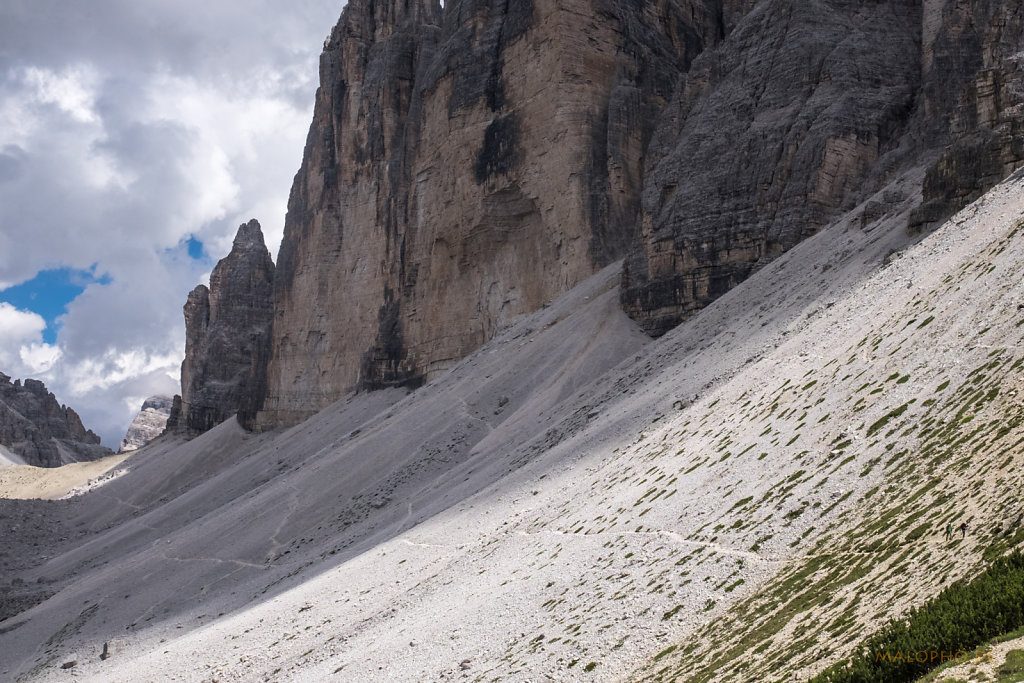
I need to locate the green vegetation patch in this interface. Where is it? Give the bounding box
[811,550,1024,683]
[867,402,914,438]
[998,649,1024,681]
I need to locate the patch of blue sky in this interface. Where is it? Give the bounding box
[185,235,205,260]
[0,266,111,344]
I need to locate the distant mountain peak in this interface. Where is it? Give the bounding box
[118,395,174,453]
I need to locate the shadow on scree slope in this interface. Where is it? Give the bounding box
[1,265,654,675]
[1,181,921,677]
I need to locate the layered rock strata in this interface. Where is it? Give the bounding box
[0,373,111,468]
[258,0,727,426]
[623,0,1024,334]
[176,0,1024,434]
[173,220,275,433]
[910,0,1024,231]
[621,0,924,335]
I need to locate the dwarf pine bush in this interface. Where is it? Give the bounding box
[811,550,1024,683]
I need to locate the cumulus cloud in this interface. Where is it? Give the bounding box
[0,0,342,446]
[0,302,59,375]
[0,302,45,341]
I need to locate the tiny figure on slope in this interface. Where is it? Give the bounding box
[960,521,968,539]
[945,522,953,541]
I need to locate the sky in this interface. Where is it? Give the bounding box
[0,0,344,447]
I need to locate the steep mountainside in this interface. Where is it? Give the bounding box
[258,0,726,426]
[621,0,923,334]
[911,0,1024,230]
[0,374,110,468]
[169,0,1023,435]
[4,170,1024,681]
[622,0,1024,334]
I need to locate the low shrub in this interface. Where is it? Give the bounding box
[811,551,1024,683]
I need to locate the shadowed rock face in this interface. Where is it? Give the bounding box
[257,0,727,426]
[622,0,924,335]
[909,0,1024,231]
[0,373,110,468]
[623,0,1024,335]
[174,220,275,434]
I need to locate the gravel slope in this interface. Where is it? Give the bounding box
[3,168,1024,682]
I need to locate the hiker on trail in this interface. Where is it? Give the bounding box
[960,522,968,539]
[945,523,953,541]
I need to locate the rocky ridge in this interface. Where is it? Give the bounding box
[0,373,111,468]
[118,396,173,453]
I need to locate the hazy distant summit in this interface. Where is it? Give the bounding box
[118,396,173,453]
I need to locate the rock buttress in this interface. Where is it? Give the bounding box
[909,0,1024,231]
[623,0,1024,335]
[622,0,924,336]
[176,220,275,434]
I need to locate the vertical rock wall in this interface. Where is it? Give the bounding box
[910,0,1024,230]
[174,0,1024,435]
[623,0,1024,335]
[621,0,923,335]
[258,0,726,426]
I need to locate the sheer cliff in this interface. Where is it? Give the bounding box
[257,0,725,426]
[0,373,111,468]
[623,0,1024,334]
[175,0,1024,433]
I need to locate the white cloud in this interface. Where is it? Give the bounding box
[19,342,61,374]
[0,303,60,376]
[63,347,182,396]
[22,64,101,124]
[0,302,45,341]
[0,1,341,446]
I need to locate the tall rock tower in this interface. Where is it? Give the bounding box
[171,220,275,433]
[257,0,726,426]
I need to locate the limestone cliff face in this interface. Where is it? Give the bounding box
[622,0,1024,335]
[175,220,275,433]
[622,0,924,335]
[118,396,173,453]
[173,0,1024,433]
[258,0,726,426]
[0,373,111,468]
[910,0,1024,230]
